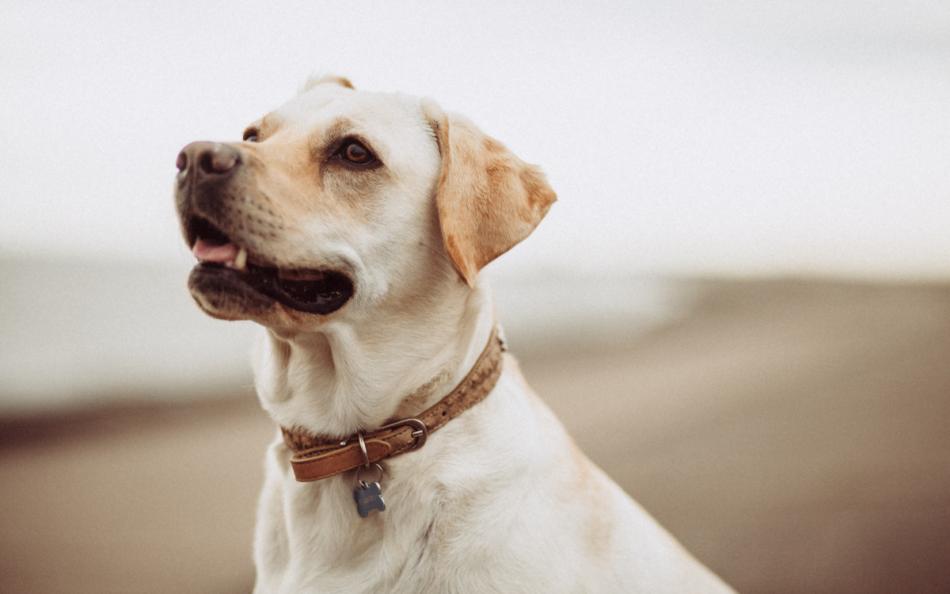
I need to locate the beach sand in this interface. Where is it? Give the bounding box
[2,279,949,593]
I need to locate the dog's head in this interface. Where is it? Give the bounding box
[175,76,555,330]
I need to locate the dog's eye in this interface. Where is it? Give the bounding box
[344,142,369,163]
[243,129,259,142]
[333,139,378,168]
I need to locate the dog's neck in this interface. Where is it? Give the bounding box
[253,280,495,438]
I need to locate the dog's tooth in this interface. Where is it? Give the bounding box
[234,247,248,271]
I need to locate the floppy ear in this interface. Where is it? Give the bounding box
[423,101,556,286]
[301,74,355,92]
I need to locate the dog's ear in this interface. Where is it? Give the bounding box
[423,101,556,286]
[302,74,355,92]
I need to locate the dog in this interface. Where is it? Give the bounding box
[174,75,734,593]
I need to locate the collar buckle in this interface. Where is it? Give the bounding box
[377,417,428,451]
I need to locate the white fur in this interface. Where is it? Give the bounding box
[203,82,734,593]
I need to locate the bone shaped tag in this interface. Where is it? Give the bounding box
[354,481,386,517]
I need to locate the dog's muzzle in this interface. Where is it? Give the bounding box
[174,141,355,316]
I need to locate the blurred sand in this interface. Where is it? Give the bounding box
[2,279,949,593]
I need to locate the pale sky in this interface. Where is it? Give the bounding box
[3,1,949,278]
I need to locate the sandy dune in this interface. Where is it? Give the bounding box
[2,279,949,593]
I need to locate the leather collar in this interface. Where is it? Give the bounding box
[281,326,505,482]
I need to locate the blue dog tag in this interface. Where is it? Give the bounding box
[354,481,386,517]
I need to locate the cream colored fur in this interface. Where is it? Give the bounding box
[187,77,734,593]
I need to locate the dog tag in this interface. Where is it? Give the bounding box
[354,480,386,517]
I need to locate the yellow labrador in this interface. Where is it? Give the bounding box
[174,76,734,593]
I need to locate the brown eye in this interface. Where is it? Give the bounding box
[243,129,259,142]
[334,138,378,168]
[344,142,369,162]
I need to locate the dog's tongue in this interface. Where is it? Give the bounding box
[193,239,238,264]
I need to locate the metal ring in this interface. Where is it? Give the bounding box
[354,463,384,486]
[356,431,370,467]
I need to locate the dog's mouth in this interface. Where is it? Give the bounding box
[186,216,354,315]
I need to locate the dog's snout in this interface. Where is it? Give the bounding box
[177,141,241,178]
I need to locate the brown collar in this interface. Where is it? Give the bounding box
[281,326,505,482]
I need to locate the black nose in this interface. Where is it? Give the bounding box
[176,141,241,178]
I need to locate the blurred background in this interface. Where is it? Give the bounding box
[2,1,949,592]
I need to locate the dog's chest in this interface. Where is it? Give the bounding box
[255,472,457,593]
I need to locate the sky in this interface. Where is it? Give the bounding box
[2,1,949,278]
